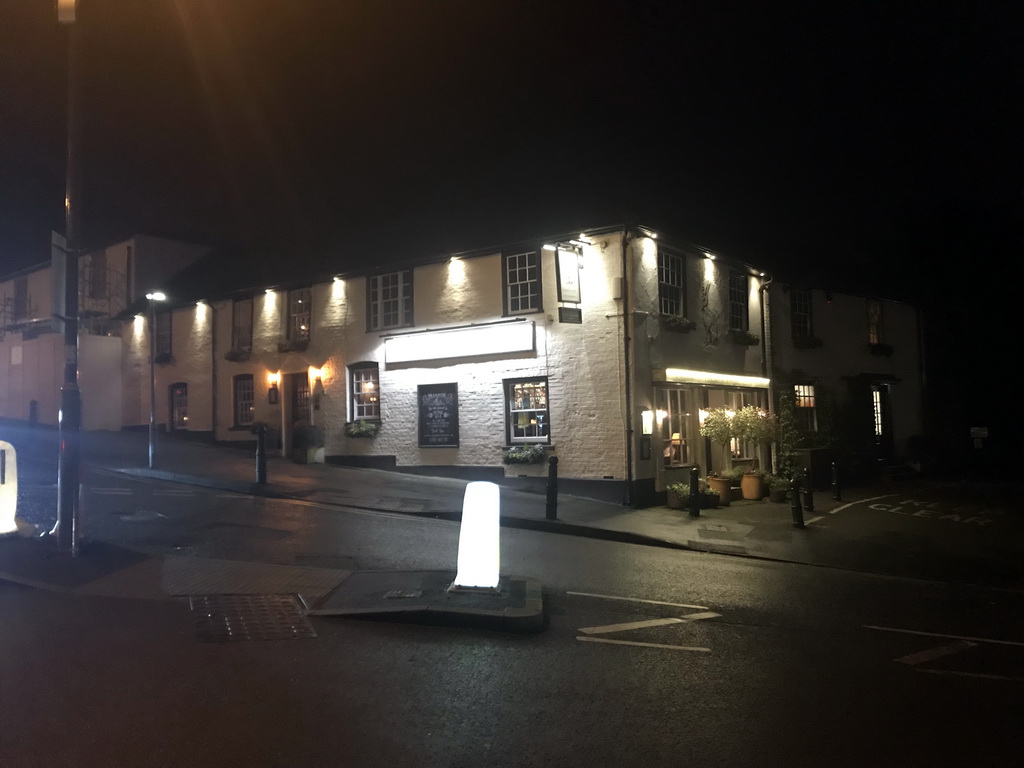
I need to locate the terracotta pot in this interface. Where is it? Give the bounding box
[741,473,765,500]
[707,476,732,506]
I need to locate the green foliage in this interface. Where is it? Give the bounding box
[343,420,378,438]
[727,329,760,346]
[699,408,735,445]
[502,444,547,465]
[662,315,697,333]
[764,473,789,490]
[666,479,712,496]
[772,390,802,479]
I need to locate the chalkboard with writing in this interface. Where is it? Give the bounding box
[418,383,459,447]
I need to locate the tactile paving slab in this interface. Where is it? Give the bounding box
[190,593,317,642]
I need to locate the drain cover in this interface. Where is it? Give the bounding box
[189,594,317,642]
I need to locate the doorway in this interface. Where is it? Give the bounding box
[169,383,188,431]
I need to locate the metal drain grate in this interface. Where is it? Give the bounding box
[189,593,317,642]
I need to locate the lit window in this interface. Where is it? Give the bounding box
[872,386,884,438]
[656,387,693,466]
[367,271,413,331]
[505,378,549,443]
[791,288,812,338]
[231,298,253,351]
[726,391,760,458]
[728,271,748,331]
[658,251,686,317]
[288,287,311,341]
[351,363,380,419]
[794,384,817,432]
[503,252,542,315]
[233,374,254,427]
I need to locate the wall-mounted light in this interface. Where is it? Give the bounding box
[542,244,556,251]
[267,371,280,405]
[265,288,274,295]
[640,409,654,435]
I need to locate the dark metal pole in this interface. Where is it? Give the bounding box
[688,466,701,518]
[255,424,267,484]
[803,468,815,513]
[545,456,559,520]
[148,297,156,469]
[831,460,842,501]
[54,7,81,553]
[790,475,805,528]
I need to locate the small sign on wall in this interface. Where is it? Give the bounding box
[556,248,581,304]
[558,307,582,324]
[418,383,459,447]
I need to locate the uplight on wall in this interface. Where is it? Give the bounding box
[640,409,654,435]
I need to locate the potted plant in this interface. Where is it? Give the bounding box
[344,420,379,438]
[292,421,324,464]
[667,480,719,510]
[764,474,789,503]
[727,329,760,347]
[700,407,736,506]
[733,405,776,499]
[661,315,697,333]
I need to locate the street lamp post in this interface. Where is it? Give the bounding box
[146,292,166,468]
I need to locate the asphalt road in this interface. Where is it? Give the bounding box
[4,467,1023,767]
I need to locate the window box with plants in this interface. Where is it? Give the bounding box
[661,315,697,334]
[666,480,719,510]
[792,336,824,350]
[727,329,760,347]
[224,348,252,362]
[344,420,379,439]
[502,444,547,465]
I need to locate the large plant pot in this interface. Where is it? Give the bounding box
[741,473,765,500]
[707,476,732,506]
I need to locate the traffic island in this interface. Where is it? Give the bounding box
[302,569,545,633]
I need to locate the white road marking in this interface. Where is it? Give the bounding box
[914,669,1024,683]
[576,637,711,652]
[579,618,685,635]
[865,625,1024,647]
[896,640,977,666]
[567,591,709,610]
[89,488,132,495]
[805,515,824,526]
[829,494,896,515]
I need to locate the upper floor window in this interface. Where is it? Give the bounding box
[350,362,380,420]
[367,271,413,331]
[658,251,686,317]
[288,287,311,341]
[728,271,748,331]
[794,384,817,432]
[503,252,542,315]
[233,374,254,427]
[505,377,549,443]
[867,299,882,344]
[155,311,172,357]
[13,277,28,320]
[791,288,812,338]
[231,298,253,352]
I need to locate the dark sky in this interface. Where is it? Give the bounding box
[1,0,1022,303]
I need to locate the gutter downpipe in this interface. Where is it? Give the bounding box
[759,275,776,470]
[210,302,217,441]
[622,228,636,507]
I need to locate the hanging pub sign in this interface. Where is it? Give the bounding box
[556,247,581,304]
[418,383,459,447]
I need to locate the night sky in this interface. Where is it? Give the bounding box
[1,1,1021,451]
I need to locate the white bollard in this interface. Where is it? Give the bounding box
[1,441,19,536]
[450,481,501,591]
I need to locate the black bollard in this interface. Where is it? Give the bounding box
[803,468,815,513]
[545,456,559,520]
[255,424,267,485]
[790,475,805,528]
[688,466,701,518]
[831,460,842,501]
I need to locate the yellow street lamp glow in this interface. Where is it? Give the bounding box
[451,481,501,591]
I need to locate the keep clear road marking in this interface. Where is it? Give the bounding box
[866,625,1024,683]
[576,604,721,653]
[828,494,897,515]
[896,640,977,666]
[864,625,1024,647]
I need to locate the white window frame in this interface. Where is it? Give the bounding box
[288,287,311,341]
[505,377,549,444]
[656,387,695,467]
[368,271,413,331]
[658,251,686,317]
[791,288,812,338]
[728,270,748,331]
[503,252,542,315]
[233,374,254,427]
[350,363,380,420]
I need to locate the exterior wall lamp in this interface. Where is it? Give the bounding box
[267,371,280,405]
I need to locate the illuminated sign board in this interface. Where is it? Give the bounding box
[384,321,534,365]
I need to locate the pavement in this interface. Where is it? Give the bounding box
[2,421,1023,632]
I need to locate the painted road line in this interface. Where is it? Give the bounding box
[829,494,896,515]
[805,515,824,526]
[567,591,709,610]
[579,618,686,635]
[679,611,722,622]
[865,625,1024,647]
[576,637,711,652]
[896,640,977,666]
[914,669,1024,683]
[89,488,132,495]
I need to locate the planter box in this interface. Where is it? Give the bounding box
[503,462,548,478]
[292,447,325,464]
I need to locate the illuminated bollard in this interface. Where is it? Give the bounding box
[1,441,34,538]
[450,481,501,591]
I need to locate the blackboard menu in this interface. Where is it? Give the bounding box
[418,383,459,447]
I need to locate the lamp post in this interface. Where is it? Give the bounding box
[146,292,166,468]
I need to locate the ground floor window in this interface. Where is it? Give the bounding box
[872,386,884,438]
[170,382,188,430]
[656,387,695,467]
[350,363,380,420]
[794,384,817,432]
[233,374,254,427]
[505,377,549,443]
